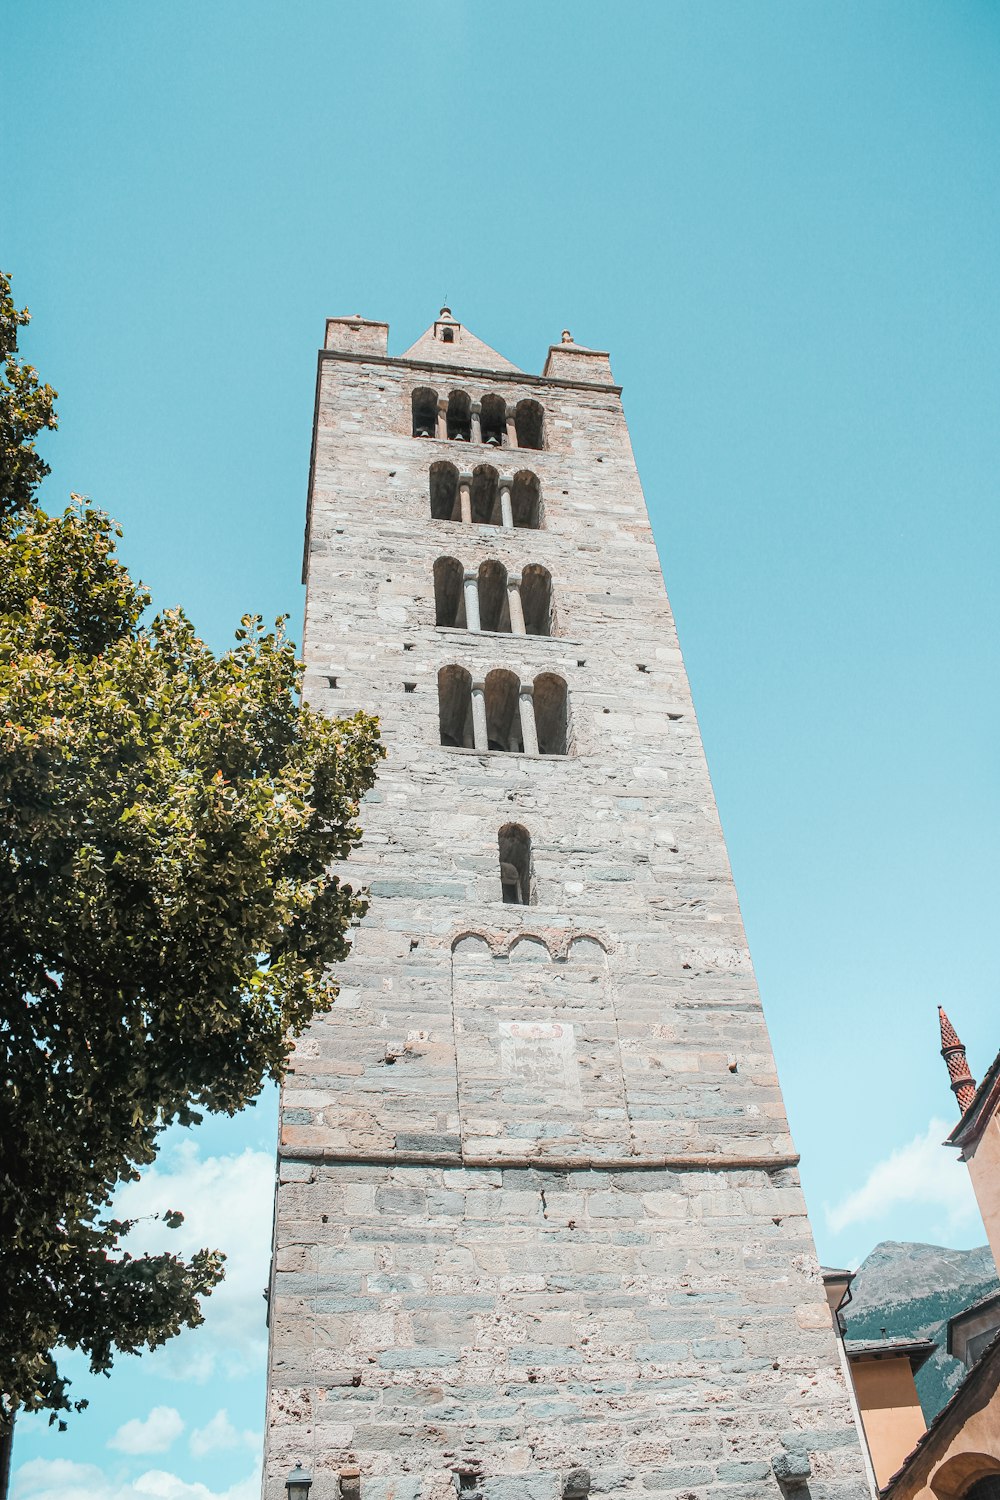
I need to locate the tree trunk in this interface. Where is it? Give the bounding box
[0,1411,15,1500]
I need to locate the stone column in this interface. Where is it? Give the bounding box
[506,410,518,447]
[458,473,473,525]
[499,478,514,530]
[471,680,487,752]
[436,398,448,441]
[507,574,526,636]
[463,570,481,632]
[518,682,539,755]
[470,402,482,445]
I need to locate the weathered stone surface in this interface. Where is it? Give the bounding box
[262,316,869,1499]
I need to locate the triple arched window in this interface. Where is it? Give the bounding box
[437,667,571,756]
[429,463,541,529]
[433,558,553,636]
[411,388,545,450]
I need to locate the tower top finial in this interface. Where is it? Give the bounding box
[561,329,573,344]
[439,304,453,319]
[939,1005,977,1116]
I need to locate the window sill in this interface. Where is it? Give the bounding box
[437,746,572,759]
[434,625,576,646]
[413,435,544,455]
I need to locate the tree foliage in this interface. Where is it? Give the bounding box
[0,271,383,1423]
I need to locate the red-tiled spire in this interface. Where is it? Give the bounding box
[939,1006,977,1115]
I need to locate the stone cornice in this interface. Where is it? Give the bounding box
[277,1144,800,1173]
[317,346,623,396]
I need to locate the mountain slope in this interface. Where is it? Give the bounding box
[842,1241,998,1419]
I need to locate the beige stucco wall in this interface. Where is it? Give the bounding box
[885,1351,1000,1500]
[966,1112,1000,1277]
[851,1360,926,1489]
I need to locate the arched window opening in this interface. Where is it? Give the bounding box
[412,387,438,438]
[512,470,541,529]
[441,327,454,343]
[438,665,474,748]
[965,1481,1000,1500]
[434,557,466,628]
[480,394,507,448]
[533,673,570,755]
[514,399,544,451]
[520,565,553,636]
[471,464,500,525]
[447,390,472,442]
[478,560,510,633]
[485,669,522,753]
[499,824,534,906]
[429,461,460,521]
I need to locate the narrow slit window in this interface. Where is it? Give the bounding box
[499,823,534,905]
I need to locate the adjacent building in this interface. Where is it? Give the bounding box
[825,1014,1000,1500]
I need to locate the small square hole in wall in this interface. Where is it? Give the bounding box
[403,642,415,651]
[327,676,339,689]
[577,659,586,667]
[667,712,684,721]
[636,663,649,673]
[404,682,417,693]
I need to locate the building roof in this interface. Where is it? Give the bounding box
[947,1045,1000,1152]
[947,1290,1000,1356]
[401,307,521,374]
[844,1337,936,1374]
[881,1328,1000,1497]
[939,1006,978,1116]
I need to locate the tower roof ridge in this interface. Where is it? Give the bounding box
[939,1005,978,1116]
[401,308,521,373]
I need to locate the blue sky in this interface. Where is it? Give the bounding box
[4,2,999,1497]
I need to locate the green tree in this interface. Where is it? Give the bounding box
[0,272,383,1432]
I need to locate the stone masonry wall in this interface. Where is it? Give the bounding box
[262,322,869,1500]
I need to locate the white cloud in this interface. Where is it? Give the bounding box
[112,1142,274,1383]
[825,1117,980,1237]
[13,1458,260,1500]
[189,1410,261,1458]
[108,1407,184,1455]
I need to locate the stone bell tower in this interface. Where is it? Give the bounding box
[262,308,868,1500]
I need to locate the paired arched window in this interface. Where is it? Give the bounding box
[514,399,544,450]
[429,461,461,521]
[499,824,534,905]
[485,669,522,751]
[428,466,543,530]
[447,390,472,442]
[520,563,553,635]
[433,557,553,636]
[511,470,541,529]
[534,672,570,755]
[437,664,475,748]
[472,464,500,525]
[480,394,506,447]
[409,387,546,449]
[964,1481,1000,1500]
[436,667,570,755]
[412,387,438,438]
[433,557,466,628]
